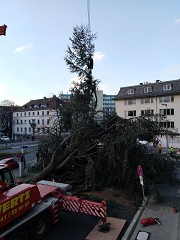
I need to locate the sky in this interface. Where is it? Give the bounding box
[1,0,180,106]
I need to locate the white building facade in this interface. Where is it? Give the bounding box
[115,79,180,148]
[12,95,63,140]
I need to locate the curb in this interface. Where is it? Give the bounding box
[121,197,149,240]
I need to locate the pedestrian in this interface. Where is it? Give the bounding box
[158,144,163,154]
[155,139,159,147]
[169,146,174,157]
[36,150,39,163]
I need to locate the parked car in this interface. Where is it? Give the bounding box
[0,158,19,169]
[0,136,10,141]
[138,140,149,145]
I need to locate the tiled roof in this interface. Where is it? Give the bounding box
[115,79,180,100]
[14,96,63,112]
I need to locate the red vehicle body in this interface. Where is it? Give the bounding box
[0,165,107,240]
[0,158,18,170]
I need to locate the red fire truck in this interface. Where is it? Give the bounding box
[0,164,107,240]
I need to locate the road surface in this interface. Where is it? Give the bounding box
[45,212,100,240]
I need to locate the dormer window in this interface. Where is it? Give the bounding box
[144,86,152,93]
[163,84,172,91]
[127,89,134,95]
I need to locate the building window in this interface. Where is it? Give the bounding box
[42,119,44,125]
[29,128,31,133]
[141,109,154,116]
[160,108,174,116]
[17,120,19,124]
[25,120,27,124]
[143,86,152,93]
[29,120,31,124]
[125,110,136,117]
[33,112,35,116]
[163,84,172,91]
[25,127,27,133]
[24,112,26,116]
[127,89,134,95]
[42,111,44,115]
[37,128,40,132]
[47,119,50,125]
[29,112,31,116]
[21,127,23,132]
[37,111,39,116]
[141,98,154,104]
[47,111,49,115]
[159,96,174,103]
[21,120,23,124]
[37,120,40,124]
[124,99,136,105]
[167,108,174,115]
[17,127,19,132]
[160,121,174,129]
[17,113,18,116]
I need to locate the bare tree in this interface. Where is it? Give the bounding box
[0,100,15,106]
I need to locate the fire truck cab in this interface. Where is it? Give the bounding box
[0,165,16,192]
[0,165,107,240]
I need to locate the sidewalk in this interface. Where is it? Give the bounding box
[123,166,180,240]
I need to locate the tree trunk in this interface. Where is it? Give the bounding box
[30,149,78,183]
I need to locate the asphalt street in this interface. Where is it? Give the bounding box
[45,212,100,240]
[0,141,38,178]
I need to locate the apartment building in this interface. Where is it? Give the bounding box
[12,95,63,140]
[103,93,116,118]
[60,90,116,119]
[12,91,116,140]
[115,79,180,147]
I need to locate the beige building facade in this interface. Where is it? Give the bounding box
[115,79,180,148]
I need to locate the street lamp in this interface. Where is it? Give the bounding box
[11,105,14,140]
[161,103,168,148]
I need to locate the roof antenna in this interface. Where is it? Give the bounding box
[87,0,91,28]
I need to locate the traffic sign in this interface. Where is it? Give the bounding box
[137,165,143,177]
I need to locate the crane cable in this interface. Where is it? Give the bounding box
[87,0,91,28]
